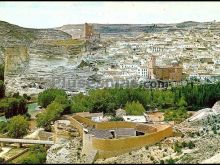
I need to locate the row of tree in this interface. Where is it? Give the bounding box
[36,81,220,129]
[0,96,27,118]
[70,81,220,113]
[36,89,70,131]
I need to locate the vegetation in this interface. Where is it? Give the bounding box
[19,145,47,164]
[0,64,4,81]
[165,158,176,164]
[48,39,84,46]
[164,107,188,122]
[0,96,27,118]
[173,141,196,153]
[23,93,31,101]
[36,89,72,131]
[36,101,64,131]
[0,157,5,164]
[0,121,7,134]
[7,115,29,138]
[109,116,124,121]
[125,101,145,115]
[0,80,5,99]
[70,81,220,114]
[38,88,68,108]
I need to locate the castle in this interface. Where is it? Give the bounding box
[83,23,100,40]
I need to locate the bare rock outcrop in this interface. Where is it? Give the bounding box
[188,101,220,122]
[46,138,86,164]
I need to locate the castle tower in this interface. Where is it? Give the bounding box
[84,23,93,40]
[148,55,156,79]
[148,55,156,68]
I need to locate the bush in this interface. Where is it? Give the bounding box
[36,102,64,130]
[38,88,67,108]
[159,160,165,164]
[20,144,47,164]
[23,113,31,120]
[174,141,182,153]
[0,64,4,82]
[165,158,175,164]
[23,94,31,101]
[54,95,71,115]
[0,97,27,119]
[7,115,29,138]
[164,107,188,122]
[125,101,145,115]
[0,121,7,134]
[0,81,5,99]
[188,141,195,149]
[150,156,155,161]
[109,116,124,121]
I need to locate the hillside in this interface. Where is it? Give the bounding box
[0,21,72,47]
[56,21,214,38]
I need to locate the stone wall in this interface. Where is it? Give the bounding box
[92,126,173,159]
[70,115,174,159]
[4,45,29,95]
[154,66,183,81]
[4,45,29,75]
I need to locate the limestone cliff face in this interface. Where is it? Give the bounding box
[29,41,84,58]
[4,46,30,95]
[0,21,85,95]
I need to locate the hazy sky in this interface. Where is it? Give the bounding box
[0,1,220,28]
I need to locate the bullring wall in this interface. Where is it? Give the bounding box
[71,115,173,159]
[72,115,157,132]
[92,125,173,158]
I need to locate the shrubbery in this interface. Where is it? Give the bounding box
[0,121,7,134]
[173,141,196,153]
[109,116,124,121]
[0,64,4,82]
[125,101,146,115]
[36,102,64,131]
[0,80,5,99]
[164,107,189,122]
[38,88,67,108]
[20,144,47,164]
[7,115,29,138]
[0,97,27,119]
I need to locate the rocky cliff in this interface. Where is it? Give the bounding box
[0,21,86,95]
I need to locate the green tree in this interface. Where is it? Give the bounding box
[0,80,5,98]
[0,97,27,119]
[38,88,67,108]
[54,95,71,114]
[0,121,7,134]
[124,101,145,115]
[36,102,64,131]
[20,144,47,164]
[177,96,187,107]
[7,115,29,138]
[0,64,4,81]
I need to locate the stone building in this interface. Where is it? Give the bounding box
[83,23,100,40]
[148,55,183,81]
[84,23,94,39]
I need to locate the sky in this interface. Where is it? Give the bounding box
[0,1,220,28]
